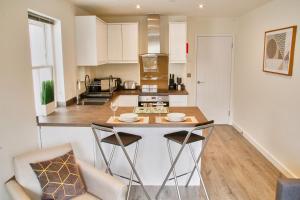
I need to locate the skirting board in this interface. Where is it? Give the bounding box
[232,121,298,178]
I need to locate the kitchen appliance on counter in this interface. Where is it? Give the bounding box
[80,75,121,105]
[168,74,176,90]
[123,80,137,90]
[138,95,169,107]
[168,74,185,91]
[140,15,169,93]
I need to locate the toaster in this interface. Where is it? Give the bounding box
[123,81,137,90]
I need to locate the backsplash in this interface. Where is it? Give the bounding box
[95,64,140,84]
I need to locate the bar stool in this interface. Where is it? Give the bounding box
[91,123,151,200]
[156,120,215,200]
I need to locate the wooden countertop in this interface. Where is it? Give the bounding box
[114,89,189,96]
[38,105,207,127]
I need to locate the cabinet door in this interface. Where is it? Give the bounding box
[169,95,188,107]
[169,22,187,63]
[122,23,138,63]
[108,24,123,62]
[96,19,108,65]
[114,95,138,107]
[75,16,97,66]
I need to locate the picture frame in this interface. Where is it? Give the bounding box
[263,26,297,76]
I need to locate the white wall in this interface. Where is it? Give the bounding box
[0,0,88,199]
[233,0,300,177]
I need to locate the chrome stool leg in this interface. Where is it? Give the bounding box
[185,126,214,188]
[92,124,151,200]
[106,145,117,174]
[156,139,188,200]
[167,139,182,200]
[188,144,210,200]
[92,128,113,175]
[157,121,215,200]
[115,133,151,200]
[126,142,139,200]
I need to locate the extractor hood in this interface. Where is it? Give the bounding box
[141,14,167,56]
[147,14,161,54]
[139,15,168,91]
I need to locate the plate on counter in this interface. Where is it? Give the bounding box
[119,113,139,123]
[166,113,186,122]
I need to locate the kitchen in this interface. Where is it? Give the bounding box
[37,14,207,199]
[2,0,300,200]
[76,15,189,108]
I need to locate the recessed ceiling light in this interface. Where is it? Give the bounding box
[136,4,141,9]
[199,4,204,9]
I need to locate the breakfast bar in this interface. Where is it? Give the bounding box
[38,105,208,186]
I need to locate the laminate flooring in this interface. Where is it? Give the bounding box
[129,125,284,200]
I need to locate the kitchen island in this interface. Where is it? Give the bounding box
[38,105,208,186]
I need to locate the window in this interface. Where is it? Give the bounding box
[28,13,56,116]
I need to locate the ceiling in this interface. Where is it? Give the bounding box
[70,0,271,17]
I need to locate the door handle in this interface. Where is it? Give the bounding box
[197,81,205,84]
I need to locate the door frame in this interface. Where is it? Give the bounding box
[195,34,235,124]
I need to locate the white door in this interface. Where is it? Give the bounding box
[196,36,232,124]
[122,23,138,62]
[107,24,122,62]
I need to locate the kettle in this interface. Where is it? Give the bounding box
[123,81,137,90]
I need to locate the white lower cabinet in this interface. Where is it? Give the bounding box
[40,126,96,165]
[169,95,188,107]
[114,95,138,107]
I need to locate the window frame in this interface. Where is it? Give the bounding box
[28,19,58,115]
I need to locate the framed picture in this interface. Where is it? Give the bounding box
[263,26,297,76]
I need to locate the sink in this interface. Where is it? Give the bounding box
[81,98,109,105]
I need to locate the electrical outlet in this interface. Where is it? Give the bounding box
[187,73,191,78]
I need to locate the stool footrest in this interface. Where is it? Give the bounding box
[168,171,192,181]
[112,173,140,184]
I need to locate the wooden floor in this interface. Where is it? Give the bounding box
[129,125,284,200]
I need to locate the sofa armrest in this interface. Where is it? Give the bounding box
[5,179,31,200]
[276,178,300,200]
[77,159,127,200]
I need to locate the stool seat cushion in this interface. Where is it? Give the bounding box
[102,132,142,147]
[164,131,205,144]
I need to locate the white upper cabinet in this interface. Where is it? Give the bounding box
[75,16,108,66]
[96,19,108,65]
[169,22,187,63]
[122,23,139,62]
[108,23,139,63]
[107,24,123,62]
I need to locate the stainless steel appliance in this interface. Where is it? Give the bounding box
[80,75,120,105]
[138,95,169,107]
[140,15,169,91]
[123,81,137,90]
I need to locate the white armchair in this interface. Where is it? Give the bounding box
[5,144,127,200]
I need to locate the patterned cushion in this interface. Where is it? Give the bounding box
[30,151,86,200]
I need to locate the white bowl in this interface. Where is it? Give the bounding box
[119,113,138,122]
[166,113,186,122]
